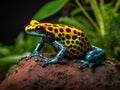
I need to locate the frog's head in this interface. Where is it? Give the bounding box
[25,20,46,37]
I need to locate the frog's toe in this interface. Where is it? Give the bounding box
[78,61,89,69]
[42,58,59,67]
[79,61,96,69]
[42,58,52,62]
[41,60,52,67]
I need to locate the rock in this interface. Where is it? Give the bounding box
[0,53,120,90]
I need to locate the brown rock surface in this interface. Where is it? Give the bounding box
[0,53,120,90]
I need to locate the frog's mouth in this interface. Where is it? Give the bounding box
[26,31,46,37]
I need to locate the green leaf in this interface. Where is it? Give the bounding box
[0,52,30,63]
[70,7,92,17]
[70,8,81,17]
[89,0,105,37]
[32,0,69,20]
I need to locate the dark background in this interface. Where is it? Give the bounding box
[1,0,48,45]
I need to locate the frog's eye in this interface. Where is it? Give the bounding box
[35,26,46,33]
[35,26,41,30]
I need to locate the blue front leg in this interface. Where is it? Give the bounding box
[75,45,106,69]
[43,40,67,65]
[20,38,44,60]
[30,38,44,57]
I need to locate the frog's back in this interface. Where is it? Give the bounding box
[41,23,91,59]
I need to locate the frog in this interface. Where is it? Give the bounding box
[21,20,106,69]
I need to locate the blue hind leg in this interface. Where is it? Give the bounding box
[75,45,106,69]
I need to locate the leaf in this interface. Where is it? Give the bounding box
[70,7,92,17]
[32,0,69,20]
[0,52,30,63]
[70,8,81,17]
[89,0,105,37]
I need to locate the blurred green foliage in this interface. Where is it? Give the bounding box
[0,0,120,81]
[33,0,69,20]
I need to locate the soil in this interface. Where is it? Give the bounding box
[0,53,120,90]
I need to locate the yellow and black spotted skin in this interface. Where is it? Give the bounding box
[25,20,91,59]
[24,20,105,68]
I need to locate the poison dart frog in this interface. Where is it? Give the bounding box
[21,20,106,68]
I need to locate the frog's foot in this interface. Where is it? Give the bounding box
[42,58,59,67]
[19,52,43,61]
[74,45,106,69]
[73,60,94,69]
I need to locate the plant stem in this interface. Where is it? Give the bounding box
[75,0,99,31]
[90,0,105,38]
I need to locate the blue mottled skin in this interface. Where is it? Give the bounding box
[21,20,106,69]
